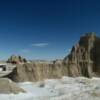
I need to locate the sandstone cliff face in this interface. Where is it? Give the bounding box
[6,32,100,82]
[64,32,100,77]
[7,61,68,82]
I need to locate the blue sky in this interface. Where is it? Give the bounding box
[0,0,100,60]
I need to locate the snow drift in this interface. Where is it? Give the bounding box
[0,77,100,100]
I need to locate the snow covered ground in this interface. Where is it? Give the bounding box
[0,77,100,100]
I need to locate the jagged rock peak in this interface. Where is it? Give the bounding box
[64,32,97,60]
[82,32,96,37]
[7,55,27,64]
[64,32,100,77]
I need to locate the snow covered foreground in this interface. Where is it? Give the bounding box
[1,77,100,100]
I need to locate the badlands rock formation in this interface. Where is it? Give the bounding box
[64,32,100,77]
[6,32,100,82]
[0,78,25,94]
[7,55,27,64]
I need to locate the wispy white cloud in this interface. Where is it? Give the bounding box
[32,43,49,47]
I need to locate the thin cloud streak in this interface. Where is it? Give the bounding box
[32,43,49,47]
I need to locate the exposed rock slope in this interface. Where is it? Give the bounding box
[6,32,100,82]
[0,78,25,94]
[7,55,27,64]
[7,61,68,82]
[64,32,100,77]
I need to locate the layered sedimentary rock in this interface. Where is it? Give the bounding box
[6,32,100,82]
[64,32,96,77]
[7,61,67,82]
[7,55,27,64]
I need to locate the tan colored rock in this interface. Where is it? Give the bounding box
[0,78,25,94]
[6,32,100,82]
[7,55,27,64]
[7,61,68,82]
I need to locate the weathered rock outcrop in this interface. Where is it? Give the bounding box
[0,78,25,94]
[64,32,100,77]
[6,32,100,82]
[7,55,27,64]
[6,61,68,82]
